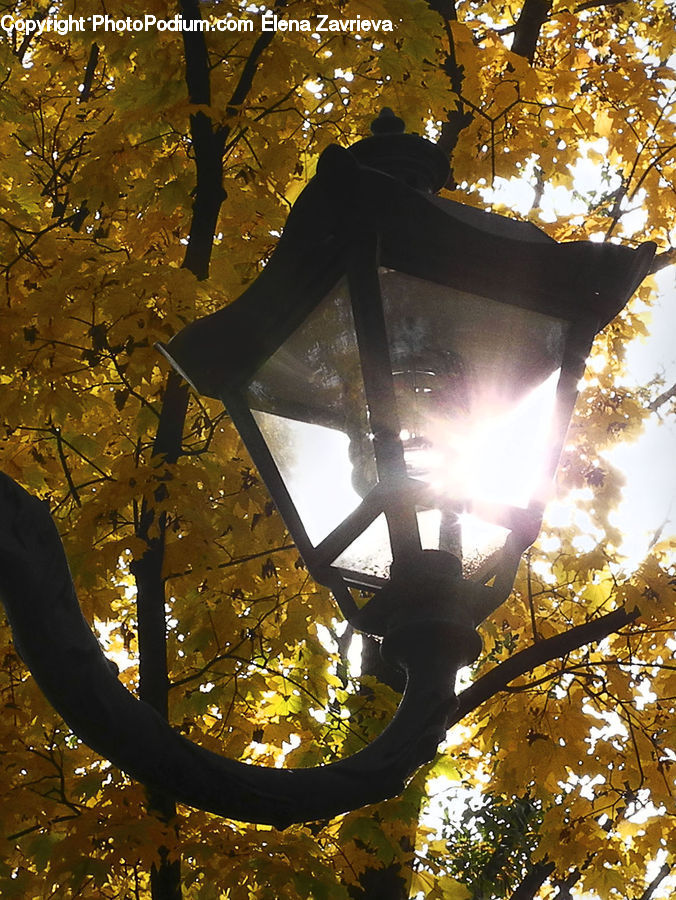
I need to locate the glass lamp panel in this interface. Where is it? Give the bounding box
[333,514,392,584]
[250,412,358,545]
[417,507,509,577]
[379,268,568,511]
[245,278,377,548]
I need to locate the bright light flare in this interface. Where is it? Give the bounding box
[255,372,559,569]
[407,371,559,509]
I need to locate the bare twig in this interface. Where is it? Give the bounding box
[648,381,676,412]
[575,0,628,11]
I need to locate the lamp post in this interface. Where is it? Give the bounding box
[1,109,656,833]
[154,110,655,821]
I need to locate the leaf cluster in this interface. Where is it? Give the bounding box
[0,0,675,898]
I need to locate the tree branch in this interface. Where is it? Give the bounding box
[426,0,473,186]
[131,370,188,899]
[179,0,224,280]
[509,861,555,900]
[574,0,627,11]
[7,813,80,842]
[511,0,552,62]
[221,24,282,126]
[452,606,639,722]
[134,372,189,720]
[648,382,676,412]
[179,0,285,279]
[637,863,671,900]
[79,42,100,103]
[648,248,676,273]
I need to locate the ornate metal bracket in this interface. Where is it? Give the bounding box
[0,473,534,828]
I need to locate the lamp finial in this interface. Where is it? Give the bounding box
[370,108,406,135]
[349,108,450,193]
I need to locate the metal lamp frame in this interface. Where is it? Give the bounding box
[149,118,657,825]
[160,136,655,627]
[0,115,658,830]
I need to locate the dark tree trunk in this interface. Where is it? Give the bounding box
[180,115,226,280]
[134,371,189,900]
[511,0,553,62]
[346,637,411,898]
[509,862,555,900]
[134,2,222,895]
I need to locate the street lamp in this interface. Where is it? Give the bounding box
[0,110,658,832]
[157,109,655,822]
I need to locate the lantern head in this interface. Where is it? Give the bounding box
[159,112,655,625]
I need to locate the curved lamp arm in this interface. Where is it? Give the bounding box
[0,473,488,829]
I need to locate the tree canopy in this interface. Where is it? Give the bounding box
[0,1,674,899]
